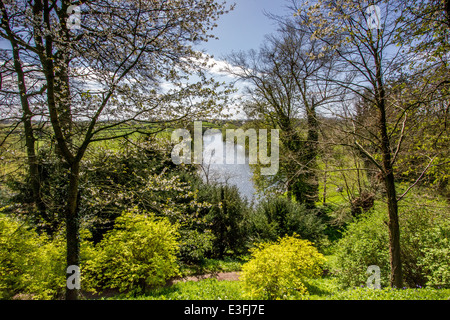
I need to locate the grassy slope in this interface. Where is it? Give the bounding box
[110,276,450,300]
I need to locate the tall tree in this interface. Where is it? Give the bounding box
[296,0,407,287]
[0,0,232,299]
[225,20,339,208]
[394,0,450,197]
[0,25,48,231]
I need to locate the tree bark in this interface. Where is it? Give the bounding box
[6,22,48,231]
[304,99,319,209]
[377,79,403,288]
[65,161,80,300]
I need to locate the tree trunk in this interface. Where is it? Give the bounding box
[378,88,403,288]
[304,100,319,209]
[23,110,48,229]
[384,168,402,288]
[65,161,81,300]
[54,61,73,147]
[9,36,48,231]
[322,160,328,206]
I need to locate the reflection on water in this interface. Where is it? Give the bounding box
[200,132,257,202]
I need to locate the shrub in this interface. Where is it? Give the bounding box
[333,200,450,288]
[411,222,450,287]
[83,209,180,294]
[21,235,66,300]
[0,214,66,299]
[0,214,38,299]
[333,208,390,288]
[240,235,325,299]
[204,184,251,258]
[251,196,327,246]
[178,229,215,263]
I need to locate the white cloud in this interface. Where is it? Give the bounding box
[186,52,251,79]
[204,55,244,78]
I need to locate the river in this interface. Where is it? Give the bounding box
[200,131,257,203]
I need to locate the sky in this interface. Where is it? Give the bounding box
[197,0,295,59]
[0,1,297,119]
[193,0,296,118]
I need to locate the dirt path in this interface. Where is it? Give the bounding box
[169,271,241,284]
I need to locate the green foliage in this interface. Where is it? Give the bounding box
[333,207,390,288]
[114,278,244,300]
[21,235,66,300]
[404,211,450,288]
[203,184,251,258]
[81,140,208,243]
[3,138,207,241]
[178,229,215,263]
[0,214,39,299]
[241,235,325,300]
[82,209,180,294]
[416,223,450,287]
[0,214,66,300]
[180,257,243,277]
[333,198,450,288]
[251,196,327,246]
[3,147,68,235]
[302,276,340,299]
[327,287,450,300]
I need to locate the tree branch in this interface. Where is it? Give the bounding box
[397,155,437,202]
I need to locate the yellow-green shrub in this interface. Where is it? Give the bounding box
[240,235,325,299]
[82,209,180,293]
[0,214,66,299]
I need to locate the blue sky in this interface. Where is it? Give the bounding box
[194,0,297,119]
[197,0,295,59]
[0,1,294,118]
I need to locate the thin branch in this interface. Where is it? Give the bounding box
[391,112,407,165]
[397,156,437,202]
[354,140,384,172]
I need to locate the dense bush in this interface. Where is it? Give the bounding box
[333,200,450,288]
[82,209,180,294]
[332,208,391,288]
[403,210,450,287]
[250,196,327,246]
[203,184,251,258]
[178,229,215,263]
[0,214,66,299]
[241,235,325,299]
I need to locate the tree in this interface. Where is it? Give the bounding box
[394,0,450,198]
[0,26,48,232]
[0,0,232,299]
[224,18,339,208]
[396,0,450,65]
[296,0,407,287]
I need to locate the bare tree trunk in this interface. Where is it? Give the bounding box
[322,160,328,206]
[65,161,80,300]
[7,26,47,230]
[304,100,319,208]
[377,80,403,288]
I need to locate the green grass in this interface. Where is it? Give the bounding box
[108,275,450,300]
[323,286,450,300]
[111,279,244,300]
